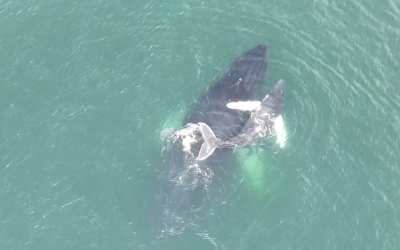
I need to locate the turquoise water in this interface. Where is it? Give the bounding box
[1,1,400,249]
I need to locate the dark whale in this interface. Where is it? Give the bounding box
[159,44,269,232]
[196,79,286,161]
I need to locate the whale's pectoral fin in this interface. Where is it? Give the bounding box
[273,115,287,148]
[197,122,219,161]
[226,101,261,111]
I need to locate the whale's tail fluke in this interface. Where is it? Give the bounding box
[197,123,220,161]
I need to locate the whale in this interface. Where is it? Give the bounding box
[159,44,269,232]
[196,79,286,161]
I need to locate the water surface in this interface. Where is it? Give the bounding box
[1,0,400,249]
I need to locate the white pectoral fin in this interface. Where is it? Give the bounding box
[274,115,287,148]
[226,101,261,111]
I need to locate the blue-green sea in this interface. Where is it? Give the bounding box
[2,1,400,249]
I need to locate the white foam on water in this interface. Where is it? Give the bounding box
[174,123,202,153]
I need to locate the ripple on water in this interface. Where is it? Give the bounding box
[234,0,400,247]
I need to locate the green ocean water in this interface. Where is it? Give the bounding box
[1,0,400,249]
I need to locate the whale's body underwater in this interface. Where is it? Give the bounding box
[159,44,269,231]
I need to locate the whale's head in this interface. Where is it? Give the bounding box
[236,43,269,94]
[218,44,269,100]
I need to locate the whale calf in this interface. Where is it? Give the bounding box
[159,44,269,231]
[196,79,286,161]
